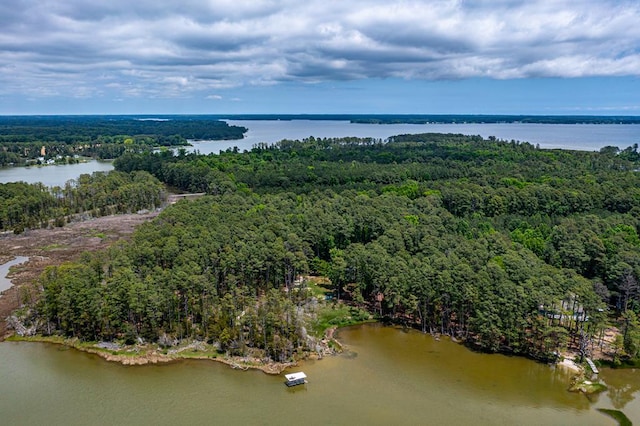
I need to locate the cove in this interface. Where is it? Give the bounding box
[0,160,115,187]
[1,323,635,425]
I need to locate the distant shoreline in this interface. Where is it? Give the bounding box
[217,114,640,125]
[2,114,640,125]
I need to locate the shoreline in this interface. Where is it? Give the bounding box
[556,357,584,374]
[6,335,298,374]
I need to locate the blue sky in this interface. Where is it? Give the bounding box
[1,1,639,115]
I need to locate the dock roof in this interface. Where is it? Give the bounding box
[284,372,307,381]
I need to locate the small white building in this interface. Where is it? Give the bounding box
[284,372,307,387]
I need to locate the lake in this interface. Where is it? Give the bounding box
[2,120,640,186]
[0,160,114,187]
[205,120,640,153]
[1,323,636,425]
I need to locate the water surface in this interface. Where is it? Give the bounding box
[0,256,29,293]
[0,161,114,187]
[2,121,639,186]
[1,324,633,425]
[190,120,640,154]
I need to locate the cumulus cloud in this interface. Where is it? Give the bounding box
[1,0,639,99]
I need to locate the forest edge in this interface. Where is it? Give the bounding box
[0,207,347,374]
[0,205,623,375]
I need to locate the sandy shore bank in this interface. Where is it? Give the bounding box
[8,335,297,374]
[557,357,583,373]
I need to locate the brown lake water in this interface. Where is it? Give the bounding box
[1,323,638,425]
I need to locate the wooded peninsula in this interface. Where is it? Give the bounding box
[0,115,247,166]
[5,132,640,368]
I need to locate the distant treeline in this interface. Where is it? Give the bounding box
[0,116,247,165]
[213,114,640,125]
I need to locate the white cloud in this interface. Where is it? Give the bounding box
[1,0,639,99]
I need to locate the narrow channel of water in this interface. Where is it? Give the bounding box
[1,324,633,425]
[0,256,29,293]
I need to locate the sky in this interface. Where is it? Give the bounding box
[1,0,640,115]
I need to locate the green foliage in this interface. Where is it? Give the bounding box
[312,304,372,337]
[596,409,633,426]
[0,171,166,232]
[0,182,57,231]
[0,115,246,165]
[622,310,640,358]
[24,132,640,363]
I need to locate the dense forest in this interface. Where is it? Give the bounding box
[0,171,166,232]
[15,133,640,364]
[0,116,247,165]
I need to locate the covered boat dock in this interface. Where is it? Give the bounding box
[284,372,307,387]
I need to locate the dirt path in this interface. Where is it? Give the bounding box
[0,210,161,339]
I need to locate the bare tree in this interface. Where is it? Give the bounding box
[619,270,638,312]
[577,325,591,364]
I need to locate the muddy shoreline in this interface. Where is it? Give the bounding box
[8,335,297,374]
[0,202,337,374]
